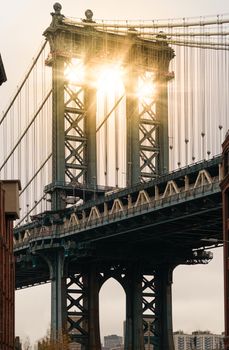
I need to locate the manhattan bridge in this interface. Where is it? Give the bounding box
[1,3,229,349]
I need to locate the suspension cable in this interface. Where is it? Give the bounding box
[0,90,52,172]
[96,94,124,132]
[19,153,52,196]
[64,16,229,29]
[0,41,47,126]
[15,195,47,228]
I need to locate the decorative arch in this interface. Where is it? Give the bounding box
[98,265,128,292]
[99,276,126,343]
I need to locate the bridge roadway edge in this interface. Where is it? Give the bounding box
[14,155,222,289]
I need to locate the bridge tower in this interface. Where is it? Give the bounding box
[44,3,174,211]
[41,3,174,349]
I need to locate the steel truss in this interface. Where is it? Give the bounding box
[58,262,174,350]
[64,78,86,182]
[139,72,160,181]
[67,274,89,347]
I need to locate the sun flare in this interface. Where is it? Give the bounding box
[64,58,84,85]
[96,64,124,93]
[65,59,156,102]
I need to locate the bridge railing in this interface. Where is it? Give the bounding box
[13,167,221,250]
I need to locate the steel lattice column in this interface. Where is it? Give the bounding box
[67,266,101,349]
[51,56,96,205]
[66,273,89,346]
[45,12,98,210]
[64,72,87,184]
[124,264,174,350]
[64,55,97,188]
[126,64,172,186]
[142,267,174,350]
[139,71,160,181]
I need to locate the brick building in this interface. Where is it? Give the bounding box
[0,181,20,350]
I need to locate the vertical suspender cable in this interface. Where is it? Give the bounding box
[170,24,175,170]
[25,77,29,221]
[184,19,189,166]
[200,23,206,160]
[104,95,108,187]
[177,42,181,167]
[115,91,119,187]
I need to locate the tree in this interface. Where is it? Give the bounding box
[37,329,69,350]
[23,337,32,350]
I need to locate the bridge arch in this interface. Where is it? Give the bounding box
[99,277,126,346]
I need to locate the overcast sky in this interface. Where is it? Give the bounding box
[1,0,228,346]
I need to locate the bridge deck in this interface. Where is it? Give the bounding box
[14,156,222,288]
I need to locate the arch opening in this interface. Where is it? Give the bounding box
[99,277,126,348]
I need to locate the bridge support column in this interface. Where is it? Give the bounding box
[124,264,174,350]
[157,75,169,174]
[124,265,174,350]
[84,63,98,189]
[51,55,66,210]
[67,266,101,350]
[86,265,101,349]
[83,265,101,350]
[154,266,174,350]
[46,251,67,341]
[125,265,144,350]
[126,65,141,187]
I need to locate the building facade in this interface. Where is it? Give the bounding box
[0,181,20,350]
[104,335,123,349]
[173,331,224,350]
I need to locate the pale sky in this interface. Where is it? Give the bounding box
[1,0,228,347]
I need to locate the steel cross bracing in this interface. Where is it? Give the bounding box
[64,81,86,182]
[139,72,160,180]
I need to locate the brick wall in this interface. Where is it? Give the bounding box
[0,183,15,350]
